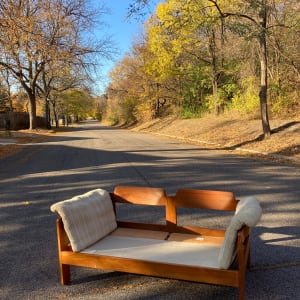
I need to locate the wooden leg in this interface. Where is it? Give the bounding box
[239,286,245,300]
[60,264,70,285]
[238,267,246,300]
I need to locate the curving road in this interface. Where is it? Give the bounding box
[1,121,299,299]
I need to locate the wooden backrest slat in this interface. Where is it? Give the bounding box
[174,189,238,211]
[111,186,167,206]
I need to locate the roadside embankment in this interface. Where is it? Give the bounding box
[131,114,300,165]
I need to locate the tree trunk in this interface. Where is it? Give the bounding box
[209,29,221,115]
[259,1,271,138]
[3,70,13,112]
[45,97,51,129]
[212,73,219,115]
[52,100,59,128]
[28,93,37,130]
[20,78,37,130]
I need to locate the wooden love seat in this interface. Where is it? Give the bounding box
[50,186,262,300]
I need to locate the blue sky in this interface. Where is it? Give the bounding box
[92,0,160,94]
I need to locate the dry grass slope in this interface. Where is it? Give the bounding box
[132,113,300,164]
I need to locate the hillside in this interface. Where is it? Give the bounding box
[132,113,300,165]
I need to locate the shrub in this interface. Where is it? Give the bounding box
[230,77,260,113]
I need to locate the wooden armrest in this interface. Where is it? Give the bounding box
[56,218,72,251]
[237,225,251,270]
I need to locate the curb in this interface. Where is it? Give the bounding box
[0,138,18,145]
[146,132,300,165]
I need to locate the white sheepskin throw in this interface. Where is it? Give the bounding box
[218,196,262,269]
[50,189,117,252]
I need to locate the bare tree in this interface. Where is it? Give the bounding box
[38,62,89,128]
[0,66,14,112]
[0,0,114,129]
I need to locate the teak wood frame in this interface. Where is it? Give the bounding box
[55,186,251,300]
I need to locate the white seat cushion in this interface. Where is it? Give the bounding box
[50,189,117,252]
[82,235,222,269]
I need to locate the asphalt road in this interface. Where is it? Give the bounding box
[1,121,299,300]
